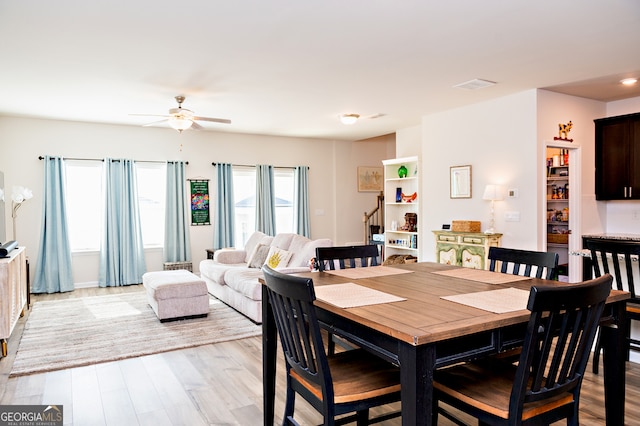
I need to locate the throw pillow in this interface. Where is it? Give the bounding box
[247,243,271,268]
[265,246,293,269]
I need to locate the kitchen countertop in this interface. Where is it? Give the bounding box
[582,233,640,242]
[573,234,640,257]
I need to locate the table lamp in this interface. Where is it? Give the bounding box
[482,184,503,234]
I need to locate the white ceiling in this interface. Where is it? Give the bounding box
[1,1,639,141]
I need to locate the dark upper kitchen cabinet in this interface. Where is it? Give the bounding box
[595,112,640,200]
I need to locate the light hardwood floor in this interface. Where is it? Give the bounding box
[1,286,638,425]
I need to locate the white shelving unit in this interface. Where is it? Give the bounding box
[546,147,570,279]
[382,156,419,260]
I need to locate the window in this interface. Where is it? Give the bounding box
[65,160,167,251]
[136,163,166,247]
[65,160,102,251]
[232,166,295,248]
[233,167,256,249]
[274,168,294,235]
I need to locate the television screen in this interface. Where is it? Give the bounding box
[0,171,6,244]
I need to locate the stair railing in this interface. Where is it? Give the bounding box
[362,191,384,244]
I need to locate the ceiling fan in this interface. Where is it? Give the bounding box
[131,95,231,133]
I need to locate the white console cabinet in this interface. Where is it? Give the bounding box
[1,246,27,357]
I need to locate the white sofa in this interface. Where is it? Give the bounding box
[199,231,332,323]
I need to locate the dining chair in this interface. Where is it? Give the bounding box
[261,265,401,426]
[488,246,559,280]
[432,274,612,426]
[315,245,380,271]
[585,238,640,374]
[315,244,380,354]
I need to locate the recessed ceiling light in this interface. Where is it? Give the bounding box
[620,78,638,86]
[340,114,360,125]
[453,79,497,90]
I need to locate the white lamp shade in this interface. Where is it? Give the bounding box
[482,184,504,201]
[168,116,193,131]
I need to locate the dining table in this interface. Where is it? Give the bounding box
[261,261,629,426]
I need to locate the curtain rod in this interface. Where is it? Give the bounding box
[211,162,306,170]
[38,156,188,164]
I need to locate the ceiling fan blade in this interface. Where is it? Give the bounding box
[142,118,169,127]
[129,113,171,118]
[194,116,231,124]
[191,121,204,130]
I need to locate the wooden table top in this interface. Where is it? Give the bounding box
[291,262,630,347]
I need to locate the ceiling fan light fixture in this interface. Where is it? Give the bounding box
[340,114,360,125]
[621,78,638,86]
[168,116,193,132]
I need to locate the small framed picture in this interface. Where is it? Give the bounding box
[357,166,383,192]
[450,165,472,198]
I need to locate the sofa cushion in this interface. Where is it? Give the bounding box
[224,268,264,300]
[214,249,248,264]
[200,259,246,285]
[243,231,274,263]
[247,243,272,268]
[289,238,333,268]
[271,233,296,250]
[287,234,312,260]
[265,246,293,268]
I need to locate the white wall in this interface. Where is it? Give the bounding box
[420,90,539,262]
[334,133,396,245]
[396,125,422,160]
[416,90,639,267]
[535,90,607,281]
[0,116,393,286]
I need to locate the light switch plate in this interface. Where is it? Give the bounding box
[504,211,521,222]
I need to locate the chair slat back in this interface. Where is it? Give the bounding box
[488,246,559,280]
[511,275,612,417]
[261,265,333,397]
[586,239,640,300]
[315,245,380,271]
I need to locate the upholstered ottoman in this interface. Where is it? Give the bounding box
[142,270,209,322]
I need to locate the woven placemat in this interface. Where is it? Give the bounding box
[432,268,532,284]
[441,287,530,314]
[314,282,406,308]
[324,265,414,280]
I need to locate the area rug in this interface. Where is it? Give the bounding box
[10,291,261,377]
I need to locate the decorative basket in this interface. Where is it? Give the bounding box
[163,261,193,272]
[451,220,481,233]
[547,234,569,244]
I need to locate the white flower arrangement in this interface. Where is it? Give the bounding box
[12,185,33,222]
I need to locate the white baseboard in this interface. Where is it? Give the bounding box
[74,281,99,289]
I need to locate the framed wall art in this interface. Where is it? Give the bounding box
[450,165,472,199]
[357,166,384,192]
[190,179,211,225]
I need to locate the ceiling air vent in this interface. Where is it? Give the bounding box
[453,79,497,90]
